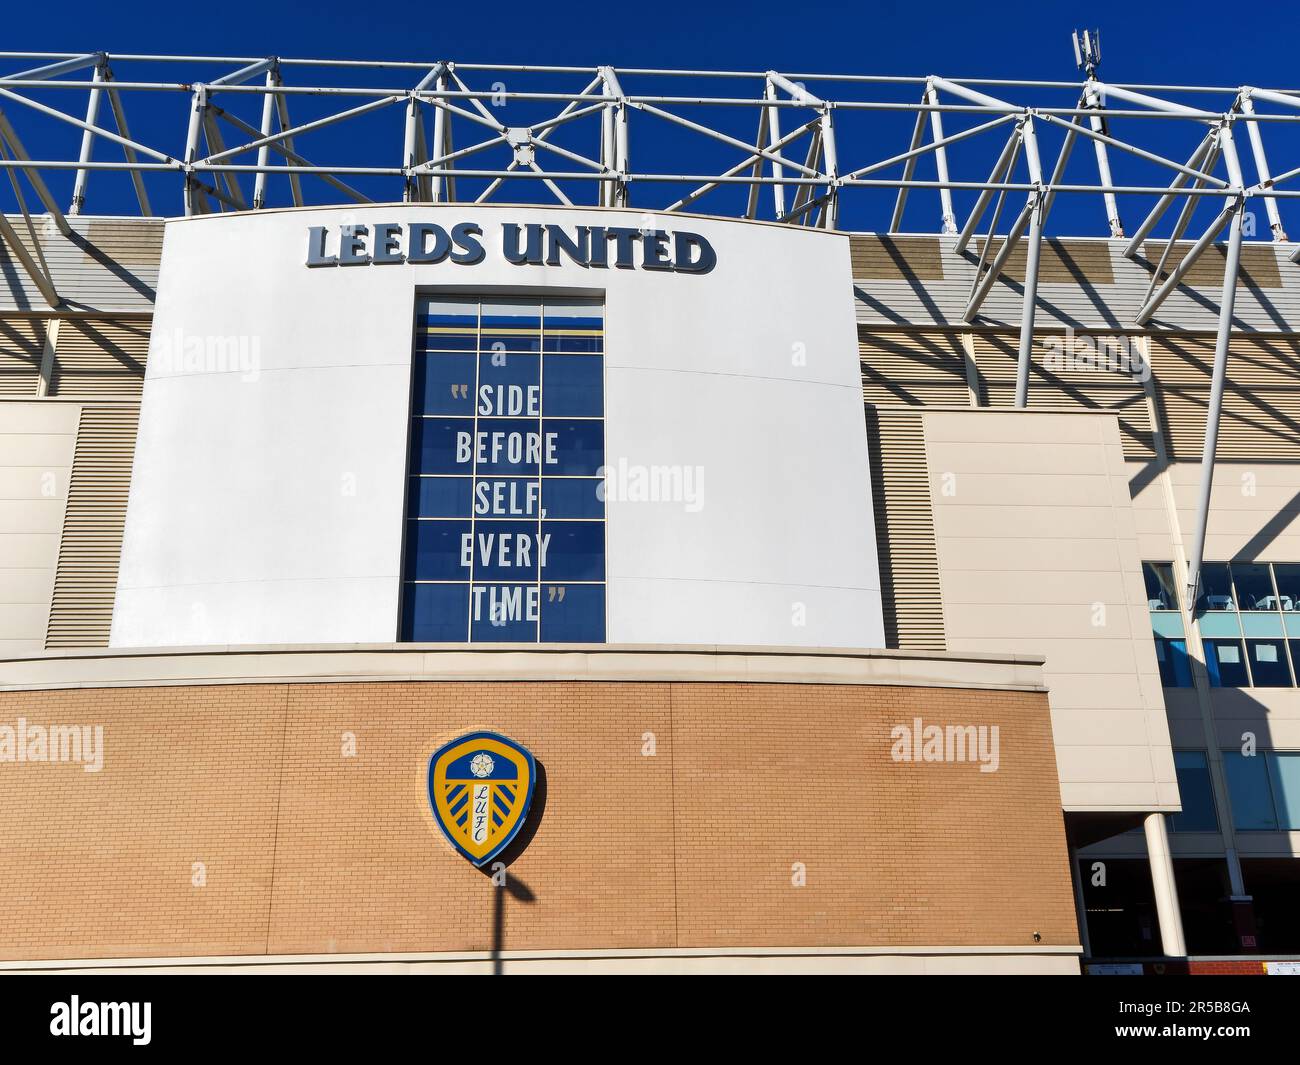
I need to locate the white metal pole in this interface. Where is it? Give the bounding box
[69,62,106,214]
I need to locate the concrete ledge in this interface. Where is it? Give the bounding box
[0,944,1082,976]
[0,643,1047,693]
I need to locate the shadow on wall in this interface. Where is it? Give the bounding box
[477,760,547,974]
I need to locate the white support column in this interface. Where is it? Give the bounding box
[1143,813,1187,957]
[252,69,277,210]
[182,84,207,216]
[820,105,839,230]
[69,62,106,215]
[1084,82,1123,237]
[926,81,957,234]
[1240,93,1287,241]
[1014,117,1045,408]
[1185,125,1246,606]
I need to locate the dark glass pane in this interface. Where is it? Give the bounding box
[1143,562,1178,610]
[401,582,469,641]
[1271,565,1300,611]
[407,477,471,518]
[542,521,605,581]
[1232,563,1276,611]
[543,355,603,416]
[469,583,538,641]
[1197,563,1235,612]
[1204,639,1249,686]
[1224,752,1278,830]
[413,353,475,415]
[477,353,540,411]
[542,478,604,519]
[1169,752,1218,832]
[1247,640,1294,687]
[404,520,472,581]
[540,583,605,642]
[542,419,604,476]
[410,417,474,475]
[1154,637,1193,687]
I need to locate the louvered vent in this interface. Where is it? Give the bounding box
[45,406,140,647]
[50,319,148,398]
[864,406,946,651]
[0,318,45,397]
[974,332,1156,460]
[1149,335,1300,461]
[859,328,971,406]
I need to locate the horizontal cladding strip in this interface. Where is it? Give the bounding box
[0,644,1047,693]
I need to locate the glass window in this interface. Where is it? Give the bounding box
[542,521,605,582]
[1272,564,1300,612]
[407,477,471,518]
[1154,637,1193,687]
[470,583,539,641]
[542,354,604,417]
[1247,639,1293,687]
[1143,562,1179,610]
[1231,562,1275,611]
[1223,751,1278,830]
[1267,753,1300,831]
[1204,639,1249,687]
[1169,751,1218,832]
[401,583,469,641]
[401,295,605,644]
[540,583,606,642]
[1197,563,1235,612]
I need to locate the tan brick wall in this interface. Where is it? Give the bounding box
[0,679,1076,961]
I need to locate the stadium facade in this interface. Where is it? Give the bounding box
[0,50,1298,974]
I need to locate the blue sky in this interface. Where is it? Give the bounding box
[4,0,1300,235]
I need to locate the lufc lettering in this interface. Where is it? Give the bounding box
[306,220,716,273]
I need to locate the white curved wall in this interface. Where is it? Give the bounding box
[111,205,883,649]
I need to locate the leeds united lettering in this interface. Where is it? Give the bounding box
[306,221,716,273]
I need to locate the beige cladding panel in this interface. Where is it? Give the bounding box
[0,402,78,655]
[923,408,1176,813]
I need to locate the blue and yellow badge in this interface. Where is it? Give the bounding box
[427,732,536,867]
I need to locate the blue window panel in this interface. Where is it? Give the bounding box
[410,417,474,475]
[1197,563,1236,612]
[1154,637,1193,688]
[473,477,541,519]
[407,477,471,518]
[472,418,543,475]
[1267,753,1300,831]
[542,478,604,519]
[540,583,605,642]
[1272,564,1300,610]
[1247,639,1293,687]
[401,582,469,642]
[404,519,472,581]
[480,331,541,353]
[417,331,478,353]
[543,355,603,416]
[1224,752,1278,830]
[542,419,604,476]
[1150,611,1185,639]
[1231,562,1275,611]
[1169,751,1218,832]
[1143,562,1179,610]
[1199,611,1242,639]
[470,583,539,641]
[542,333,603,353]
[542,521,605,581]
[1241,612,1285,638]
[413,353,475,414]
[477,352,540,400]
[1285,616,1300,638]
[480,303,541,353]
[1204,639,1249,687]
[468,521,540,582]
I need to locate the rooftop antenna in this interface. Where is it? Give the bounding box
[1072,28,1102,79]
